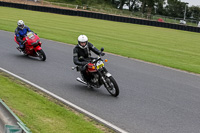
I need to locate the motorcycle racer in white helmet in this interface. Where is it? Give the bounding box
[17,20,25,29]
[78,35,88,49]
[73,35,105,81]
[15,20,32,50]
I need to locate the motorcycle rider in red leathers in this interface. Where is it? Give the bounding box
[73,35,105,82]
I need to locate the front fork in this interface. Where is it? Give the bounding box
[34,45,42,56]
[97,69,112,88]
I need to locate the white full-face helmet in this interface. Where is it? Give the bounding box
[17,20,25,29]
[78,35,88,49]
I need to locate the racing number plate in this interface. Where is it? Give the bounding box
[96,61,104,69]
[27,32,34,38]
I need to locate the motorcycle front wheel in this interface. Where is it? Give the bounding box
[37,49,46,61]
[105,76,119,97]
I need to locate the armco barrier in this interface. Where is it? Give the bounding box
[0,99,31,133]
[0,1,200,33]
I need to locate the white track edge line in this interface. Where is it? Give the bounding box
[0,67,128,133]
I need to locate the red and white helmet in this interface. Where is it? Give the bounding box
[78,35,88,49]
[17,20,25,29]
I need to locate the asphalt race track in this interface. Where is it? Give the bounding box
[1,30,200,133]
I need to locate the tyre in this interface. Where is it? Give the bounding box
[105,76,119,97]
[37,49,46,61]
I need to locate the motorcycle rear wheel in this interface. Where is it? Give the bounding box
[37,49,46,61]
[105,76,119,97]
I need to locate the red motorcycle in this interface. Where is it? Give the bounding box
[14,32,46,61]
[72,48,119,97]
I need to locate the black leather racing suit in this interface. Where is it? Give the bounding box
[73,42,101,81]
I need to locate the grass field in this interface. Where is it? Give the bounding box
[1,7,200,74]
[0,72,112,133]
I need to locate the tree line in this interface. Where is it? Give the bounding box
[72,0,200,20]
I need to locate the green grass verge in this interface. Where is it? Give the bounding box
[0,6,200,74]
[0,72,112,133]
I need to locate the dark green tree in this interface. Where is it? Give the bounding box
[127,0,139,11]
[188,6,200,20]
[156,0,166,15]
[118,0,126,10]
[140,0,159,14]
[164,0,187,18]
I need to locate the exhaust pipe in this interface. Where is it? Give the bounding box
[76,77,87,85]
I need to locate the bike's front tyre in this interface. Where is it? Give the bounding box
[105,76,119,97]
[37,49,46,61]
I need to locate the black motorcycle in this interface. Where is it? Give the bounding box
[72,48,119,97]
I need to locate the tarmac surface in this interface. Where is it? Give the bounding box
[1,30,200,133]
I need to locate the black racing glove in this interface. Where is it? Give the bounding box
[100,52,105,56]
[81,61,89,66]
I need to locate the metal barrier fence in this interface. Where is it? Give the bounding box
[0,1,200,33]
[0,99,31,133]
